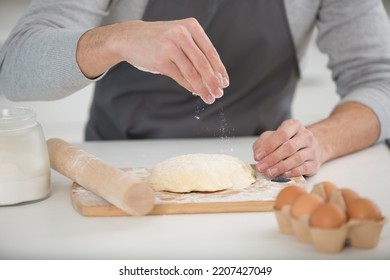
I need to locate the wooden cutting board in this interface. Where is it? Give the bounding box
[70,166,306,216]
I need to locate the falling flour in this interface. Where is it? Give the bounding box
[194,104,205,120]
[217,103,234,154]
[193,101,235,153]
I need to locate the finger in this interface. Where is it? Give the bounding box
[270,120,302,150]
[253,131,273,160]
[176,22,223,99]
[255,120,302,161]
[161,61,195,93]
[265,147,314,177]
[179,40,223,99]
[281,160,319,178]
[258,129,313,168]
[183,18,229,87]
[169,45,215,104]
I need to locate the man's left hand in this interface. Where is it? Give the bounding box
[253,119,322,178]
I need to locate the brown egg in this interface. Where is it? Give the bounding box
[348,198,382,221]
[274,186,306,210]
[310,202,347,228]
[290,193,324,219]
[340,188,359,209]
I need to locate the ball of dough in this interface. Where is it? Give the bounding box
[149,154,256,193]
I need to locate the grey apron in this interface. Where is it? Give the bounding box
[86,0,299,140]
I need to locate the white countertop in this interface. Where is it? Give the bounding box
[1,137,389,260]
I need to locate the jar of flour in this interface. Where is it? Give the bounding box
[0,107,51,205]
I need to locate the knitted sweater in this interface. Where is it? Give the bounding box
[0,0,389,141]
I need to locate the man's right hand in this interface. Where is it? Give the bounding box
[76,18,229,104]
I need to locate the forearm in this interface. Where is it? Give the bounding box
[0,29,91,101]
[0,0,112,101]
[308,102,381,164]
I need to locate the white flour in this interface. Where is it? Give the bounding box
[72,167,307,207]
[0,163,50,205]
[133,64,161,75]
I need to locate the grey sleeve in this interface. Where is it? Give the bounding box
[0,0,113,101]
[316,0,390,142]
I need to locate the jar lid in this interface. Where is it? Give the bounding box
[0,107,36,131]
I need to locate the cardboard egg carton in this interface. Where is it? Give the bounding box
[274,183,387,254]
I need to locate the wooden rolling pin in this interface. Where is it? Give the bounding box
[47,138,155,216]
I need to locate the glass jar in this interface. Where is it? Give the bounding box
[0,107,51,205]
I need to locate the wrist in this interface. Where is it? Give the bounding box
[76,24,124,78]
[107,20,147,63]
[103,22,128,63]
[307,123,335,165]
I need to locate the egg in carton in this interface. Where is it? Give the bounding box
[274,185,331,243]
[329,188,359,212]
[309,188,387,253]
[274,182,387,254]
[308,183,387,253]
[289,193,325,244]
[308,201,349,253]
[306,183,349,253]
[331,192,388,249]
[273,186,306,235]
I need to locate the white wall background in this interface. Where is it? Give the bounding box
[3,0,378,143]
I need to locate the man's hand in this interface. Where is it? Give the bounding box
[253,102,381,178]
[253,119,323,178]
[76,18,229,104]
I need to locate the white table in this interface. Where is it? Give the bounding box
[1,137,389,259]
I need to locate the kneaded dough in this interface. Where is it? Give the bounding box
[149,153,256,193]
